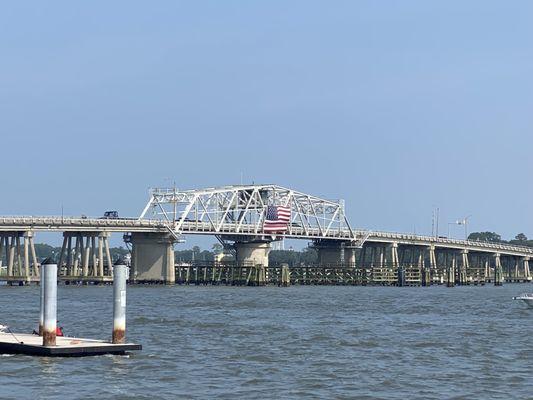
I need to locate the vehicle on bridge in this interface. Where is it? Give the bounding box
[101,211,119,219]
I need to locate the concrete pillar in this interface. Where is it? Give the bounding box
[524,257,531,282]
[234,241,271,267]
[29,235,39,277]
[344,246,357,268]
[98,233,105,277]
[57,236,67,276]
[23,232,30,281]
[73,236,81,277]
[447,252,455,287]
[66,235,73,276]
[0,236,4,269]
[318,246,338,266]
[82,236,91,277]
[494,253,503,286]
[391,243,404,286]
[460,249,469,285]
[112,259,128,344]
[420,248,430,286]
[41,258,58,346]
[129,232,176,284]
[280,264,291,286]
[7,236,15,277]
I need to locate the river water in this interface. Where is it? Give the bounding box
[0,284,532,399]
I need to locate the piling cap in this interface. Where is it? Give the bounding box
[114,257,127,266]
[41,257,56,265]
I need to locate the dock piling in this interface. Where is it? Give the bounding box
[112,258,128,344]
[42,258,57,346]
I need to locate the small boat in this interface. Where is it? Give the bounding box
[513,293,533,308]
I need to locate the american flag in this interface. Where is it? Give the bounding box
[263,205,291,233]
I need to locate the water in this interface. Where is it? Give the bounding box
[1,284,532,399]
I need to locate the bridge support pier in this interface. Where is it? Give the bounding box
[494,253,503,286]
[128,233,176,284]
[1,231,39,284]
[459,249,469,285]
[58,232,113,281]
[446,253,456,287]
[524,257,531,282]
[314,240,358,267]
[234,241,271,267]
[424,245,436,286]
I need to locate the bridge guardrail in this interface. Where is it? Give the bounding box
[1,217,532,256]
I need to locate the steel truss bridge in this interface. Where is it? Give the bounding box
[0,184,532,284]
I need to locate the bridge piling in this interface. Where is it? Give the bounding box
[127,232,176,284]
[234,241,271,269]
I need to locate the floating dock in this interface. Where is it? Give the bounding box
[0,332,141,357]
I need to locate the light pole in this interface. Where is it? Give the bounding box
[456,215,472,241]
[447,222,455,238]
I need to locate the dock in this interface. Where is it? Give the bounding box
[0,332,141,357]
[0,258,141,357]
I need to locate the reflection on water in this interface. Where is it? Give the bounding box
[1,284,532,399]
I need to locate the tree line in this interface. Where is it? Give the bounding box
[468,232,533,247]
[12,243,318,266]
[19,232,531,266]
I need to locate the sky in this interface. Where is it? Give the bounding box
[1,1,532,248]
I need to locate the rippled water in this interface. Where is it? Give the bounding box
[1,284,532,399]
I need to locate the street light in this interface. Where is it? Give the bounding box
[447,222,456,238]
[456,215,472,241]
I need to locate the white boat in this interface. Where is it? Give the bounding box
[513,293,533,308]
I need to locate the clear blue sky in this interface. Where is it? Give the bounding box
[1,1,532,247]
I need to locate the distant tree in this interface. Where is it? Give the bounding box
[468,232,503,243]
[515,233,528,242]
[300,247,318,264]
[110,246,129,261]
[211,243,223,254]
[33,243,58,260]
[269,247,318,266]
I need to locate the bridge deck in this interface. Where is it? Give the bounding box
[0,217,532,257]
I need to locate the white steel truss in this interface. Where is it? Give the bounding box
[139,185,358,241]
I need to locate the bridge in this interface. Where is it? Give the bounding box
[0,184,531,285]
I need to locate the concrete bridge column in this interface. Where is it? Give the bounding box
[494,253,503,286]
[1,232,38,284]
[234,241,271,267]
[347,248,357,267]
[459,249,469,285]
[447,252,455,287]
[427,245,436,285]
[523,257,531,282]
[484,256,491,281]
[129,232,176,284]
[391,242,404,286]
[317,243,341,266]
[420,248,430,286]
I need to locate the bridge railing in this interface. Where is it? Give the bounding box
[365,230,533,254]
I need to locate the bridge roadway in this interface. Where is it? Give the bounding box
[0,216,532,256]
[0,216,532,285]
[0,216,533,257]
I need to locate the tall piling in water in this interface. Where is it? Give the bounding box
[280,264,291,286]
[112,258,128,344]
[42,258,58,346]
[38,260,47,336]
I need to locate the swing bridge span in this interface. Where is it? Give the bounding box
[0,184,531,286]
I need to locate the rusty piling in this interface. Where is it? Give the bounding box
[112,258,128,344]
[41,258,57,346]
